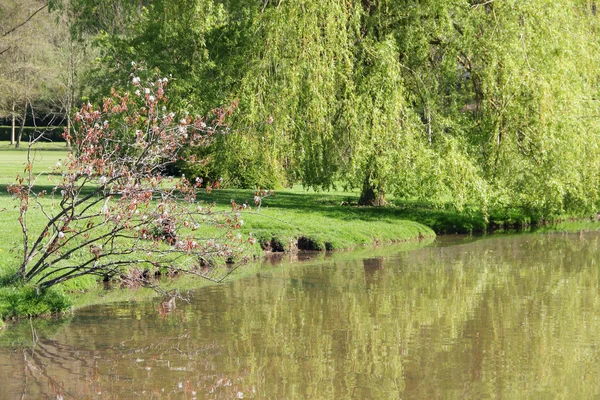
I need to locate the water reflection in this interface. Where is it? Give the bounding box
[2,232,600,398]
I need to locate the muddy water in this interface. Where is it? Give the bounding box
[2,232,600,399]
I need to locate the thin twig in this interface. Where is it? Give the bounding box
[2,4,48,37]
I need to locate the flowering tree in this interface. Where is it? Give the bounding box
[8,70,254,290]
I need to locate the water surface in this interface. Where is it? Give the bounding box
[2,232,600,399]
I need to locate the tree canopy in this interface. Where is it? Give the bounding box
[4,0,600,218]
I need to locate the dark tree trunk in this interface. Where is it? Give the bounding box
[10,101,16,145]
[358,175,386,206]
[15,102,27,149]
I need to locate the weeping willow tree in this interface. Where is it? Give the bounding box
[456,0,600,217]
[207,0,487,206]
[74,0,600,215]
[206,0,361,190]
[366,1,489,209]
[354,0,600,214]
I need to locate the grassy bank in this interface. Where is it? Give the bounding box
[0,142,597,321]
[0,142,435,320]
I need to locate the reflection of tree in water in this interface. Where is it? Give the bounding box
[8,331,255,399]
[363,257,386,288]
[3,232,600,398]
[19,338,100,399]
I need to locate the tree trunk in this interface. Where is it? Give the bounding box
[15,102,27,149]
[66,116,72,148]
[65,38,74,148]
[358,175,387,206]
[11,101,16,145]
[425,105,432,144]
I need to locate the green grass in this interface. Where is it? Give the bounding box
[203,187,435,251]
[1,142,597,320]
[0,284,72,320]
[0,143,435,319]
[0,142,70,283]
[0,141,69,183]
[0,140,68,151]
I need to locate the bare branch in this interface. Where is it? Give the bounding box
[2,4,48,38]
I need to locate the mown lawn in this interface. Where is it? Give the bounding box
[0,140,522,286]
[0,142,435,319]
[0,143,72,278]
[0,142,597,321]
[0,140,569,279]
[0,142,435,262]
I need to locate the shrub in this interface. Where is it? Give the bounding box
[7,69,261,291]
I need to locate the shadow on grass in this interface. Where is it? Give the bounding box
[0,182,99,198]
[0,182,488,234]
[196,188,488,234]
[0,147,70,152]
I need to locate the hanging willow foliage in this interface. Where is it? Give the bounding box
[78,0,600,216]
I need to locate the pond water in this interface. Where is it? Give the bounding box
[2,231,600,399]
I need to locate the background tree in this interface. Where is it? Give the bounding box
[0,0,87,147]
[6,0,600,220]
[456,0,600,217]
[0,0,48,145]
